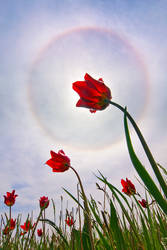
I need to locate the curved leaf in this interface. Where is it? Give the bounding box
[124,108,167,215]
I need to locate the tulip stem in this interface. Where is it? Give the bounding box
[109,100,167,198]
[77,183,84,250]
[9,206,11,222]
[43,209,46,247]
[69,166,94,250]
[26,209,43,250]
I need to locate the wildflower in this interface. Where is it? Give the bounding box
[20,220,33,232]
[65,216,74,227]
[72,73,112,113]
[3,227,10,235]
[3,218,16,235]
[3,190,18,207]
[39,196,49,209]
[121,178,136,196]
[37,228,42,237]
[46,150,70,172]
[9,218,16,230]
[138,199,148,208]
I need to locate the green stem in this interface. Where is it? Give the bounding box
[69,166,95,250]
[5,208,12,247]
[43,209,46,247]
[26,209,43,250]
[109,100,167,199]
[77,183,84,250]
[9,206,11,222]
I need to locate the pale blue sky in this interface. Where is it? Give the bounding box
[0,0,167,222]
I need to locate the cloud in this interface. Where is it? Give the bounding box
[0,0,167,222]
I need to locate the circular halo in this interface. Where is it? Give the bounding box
[27,26,150,151]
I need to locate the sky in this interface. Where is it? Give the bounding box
[0,0,167,224]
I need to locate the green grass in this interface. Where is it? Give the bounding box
[0,174,167,250]
[1,102,167,249]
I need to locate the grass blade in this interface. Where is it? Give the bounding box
[63,188,84,210]
[109,199,126,250]
[110,101,167,198]
[97,175,142,244]
[40,219,69,247]
[124,108,167,215]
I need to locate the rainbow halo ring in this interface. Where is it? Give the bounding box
[28,26,150,151]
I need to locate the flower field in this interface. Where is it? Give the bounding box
[0,74,167,249]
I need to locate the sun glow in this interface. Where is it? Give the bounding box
[28,26,150,151]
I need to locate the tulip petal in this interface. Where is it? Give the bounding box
[52,166,69,172]
[49,152,70,164]
[46,159,58,168]
[84,73,111,98]
[76,99,102,110]
[73,81,100,101]
[50,150,58,158]
[58,150,65,155]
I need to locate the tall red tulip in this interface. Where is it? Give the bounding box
[39,196,49,209]
[121,178,136,196]
[73,73,112,113]
[3,190,18,207]
[46,150,70,172]
[46,149,94,250]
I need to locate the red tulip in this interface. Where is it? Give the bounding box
[46,150,70,172]
[37,228,43,237]
[39,196,49,209]
[65,216,74,227]
[20,220,33,232]
[138,199,148,208]
[72,73,112,113]
[3,218,16,235]
[9,218,16,230]
[3,190,18,207]
[3,227,10,235]
[121,178,136,196]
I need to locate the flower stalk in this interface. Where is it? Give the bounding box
[9,206,11,223]
[69,166,95,250]
[26,210,43,250]
[77,183,84,250]
[109,100,167,199]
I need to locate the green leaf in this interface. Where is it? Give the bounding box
[109,101,167,198]
[157,163,167,177]
[97,171,132,211]
[40,219,69,247]
[89,202,104,230]
[93,224,112,250]
[82,215,92,250]
[140,214,152,249]
[97,174,142,244]
[63,188,92,248]
[63,188,84,210]
[109,199,126,250]
[124,108,167,215]
[71,229,83,250]
[156,211,167,236]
